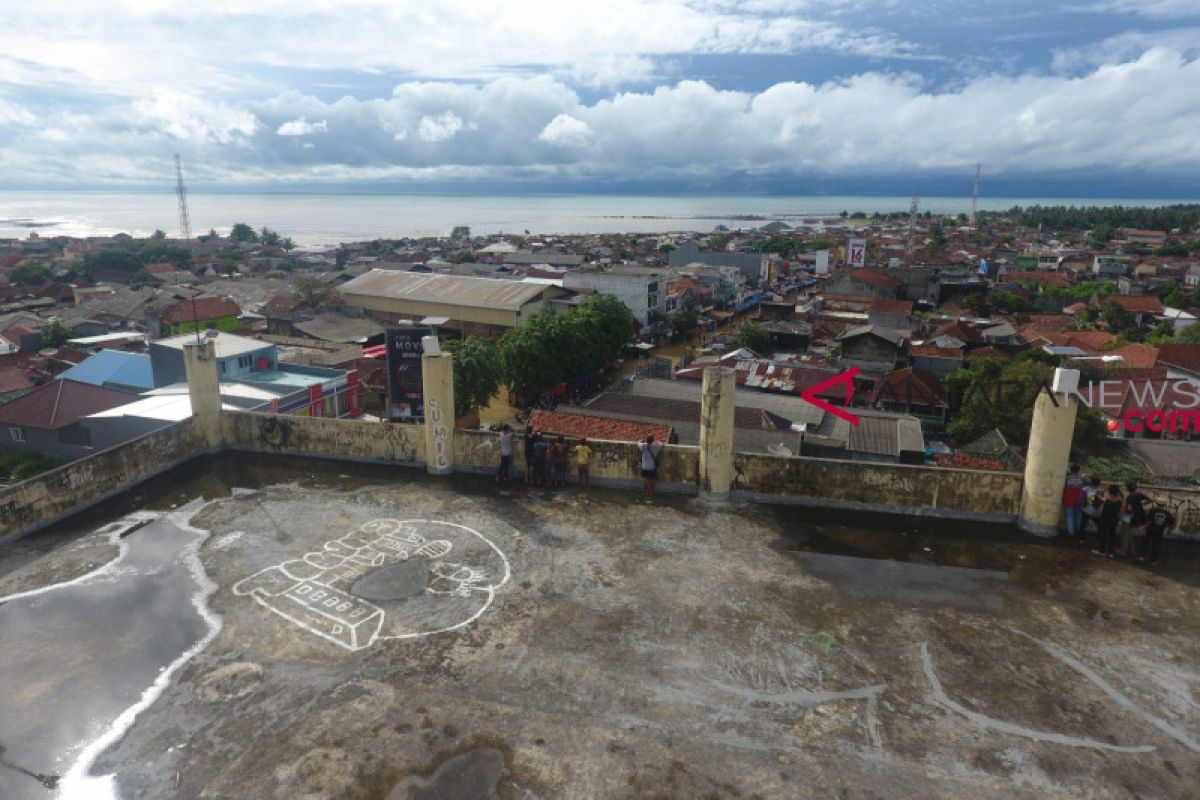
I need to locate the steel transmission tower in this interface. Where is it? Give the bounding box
[970,163,982,226]
[174,153,192,241]
[905,186,920,266]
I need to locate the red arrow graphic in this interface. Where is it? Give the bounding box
[800,366,860,425]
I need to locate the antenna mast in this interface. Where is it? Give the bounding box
[905,186,920,266]
[970,163,981,226]
[174,153,192,241]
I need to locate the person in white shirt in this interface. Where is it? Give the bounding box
[637,434,665,496]
[497,424,513,482]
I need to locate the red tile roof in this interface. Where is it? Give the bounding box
[0,378,135,430]
[964,346,1011,361]
[1110,295,1164,314]
[843,269,900,289]
[528,409,671,444]
[0,367,33,394]
[162,296,242,325]
[872,367,948,408]
[1002,271,1071,288]
[869,298,914,314]
[911,345,964,361]
[931,320,982,343]
[1155,344,1200,375]
[1107,343,1160,370]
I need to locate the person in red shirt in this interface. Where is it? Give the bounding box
[1062,463,1085,539]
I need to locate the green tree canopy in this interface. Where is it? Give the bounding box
[130,267,160,289]
[445,337,501,416]
[945,358,1107,452]
[1179,323,1200,344]
[41,320,72,347]
[85,249,143,274]
[730,321,770,354]
[8,261,52,285]
[670,307,699,340]
[230,223,259,243]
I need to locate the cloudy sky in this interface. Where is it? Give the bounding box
[2,0,1199,195]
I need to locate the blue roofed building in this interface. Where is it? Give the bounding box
[60,350,155,393]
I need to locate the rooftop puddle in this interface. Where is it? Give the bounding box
[0,506,218,800]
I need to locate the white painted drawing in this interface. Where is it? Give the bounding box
[233,518,510,651]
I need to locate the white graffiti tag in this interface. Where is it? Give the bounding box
[233,519,510,651]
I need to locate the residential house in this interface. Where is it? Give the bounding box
[910,345,965,379]
[825,269,902,301]
[668,241,768,284]
[872,367,949,423]
[1120,229,1168,246]
[0,379,137,459]
[836,325,907,370]
[1093,255,1133,279]
[867,298,918,333]
[1106,294,1165,328]
[1185,264,1200,288]
[60,350,155,393]
[159,296,243,336]
[562,265,677,339]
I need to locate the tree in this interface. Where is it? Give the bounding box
[291,275,337,309]
[1179,323,1200,344]
[450,226,471,241]
[8,262,52,285]
[280,237,296,252]
[41,321,71,347]
[730,322,770,354]
[946,358,1107,452]
[445,337,501,416]
[150,228,166,240]
[929,224,947,255]
[260,227,281,247]
[670,308,699,341]
[230,223,259,243]
[85,249,143,274]
[198,228,219,243]
[1100,298,1131,332]
[130,268,160,289]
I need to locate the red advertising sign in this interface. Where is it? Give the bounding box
[346,371,361,418]
[308,383,323,417]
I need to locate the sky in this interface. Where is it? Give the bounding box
[2,0,1200,196]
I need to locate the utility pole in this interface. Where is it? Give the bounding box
[970,163,981,227]
[174,153,192,241]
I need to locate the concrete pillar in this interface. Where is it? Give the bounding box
[699,366,736,498]
[183,339,222,448]
[422,352,455,475]
[1019,390,1078,536]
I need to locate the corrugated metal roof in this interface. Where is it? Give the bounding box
[0,378,136,430]
[60,350,155,390]
[338,270,552,311]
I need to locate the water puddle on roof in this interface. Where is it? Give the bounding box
[0,504,219,800]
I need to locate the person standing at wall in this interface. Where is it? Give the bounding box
[1096,483,1125,559]
[497,424,514,482]
[1080,476,1103,547]
[533,432,550,486]
[1140,498,1175,567]
[552,435,570,487]
[1118,481,1150,558]
[574,437,592,491]
[1062,463,1086,540]
[638,434,664,497]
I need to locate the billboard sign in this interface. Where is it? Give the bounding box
[848,238,867,268]
[386,326,431,420]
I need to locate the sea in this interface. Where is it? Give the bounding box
[0,191,1194,249]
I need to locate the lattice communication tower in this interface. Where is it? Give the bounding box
[174,153,192,241]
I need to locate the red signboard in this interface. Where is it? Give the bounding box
[308,383,323,417]
[346,371,361,418]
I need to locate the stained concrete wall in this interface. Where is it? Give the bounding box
[223,412,425,465]
[733,452,1025,522]
[0,418,207,544]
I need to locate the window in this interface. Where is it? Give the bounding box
[9,427,25,443]
[647,294,658,308]
[238,355,253,369]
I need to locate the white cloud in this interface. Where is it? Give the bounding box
[538,114,594,147]
[276,117,328,136]
[1086,0,1200,18]
[417,112,464,142]
[0,97,36,126]
[132,92,259,143]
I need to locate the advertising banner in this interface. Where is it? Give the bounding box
[308,383,323,417]
[848,238,867,268]
[386,326,431,420]
[346,370,361,418]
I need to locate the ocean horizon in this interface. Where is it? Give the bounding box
[2,191,1197,248]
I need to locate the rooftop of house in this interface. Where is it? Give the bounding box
[338,269,555,311]
[153,331,270,359]
[0,378,136,430]
[527,409,672,444]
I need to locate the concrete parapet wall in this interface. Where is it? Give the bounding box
[451,428,699,491]
[733,452,1024,522]
[0,418,207,544]
[223,411,425,465]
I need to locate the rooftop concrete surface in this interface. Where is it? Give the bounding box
[1,455,1199,799]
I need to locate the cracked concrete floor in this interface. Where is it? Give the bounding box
[1,455,1199,799]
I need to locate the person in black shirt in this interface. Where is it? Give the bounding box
[1140,498,1176,567]
[1119,481,1150,558]
[1096,484,1124,558]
